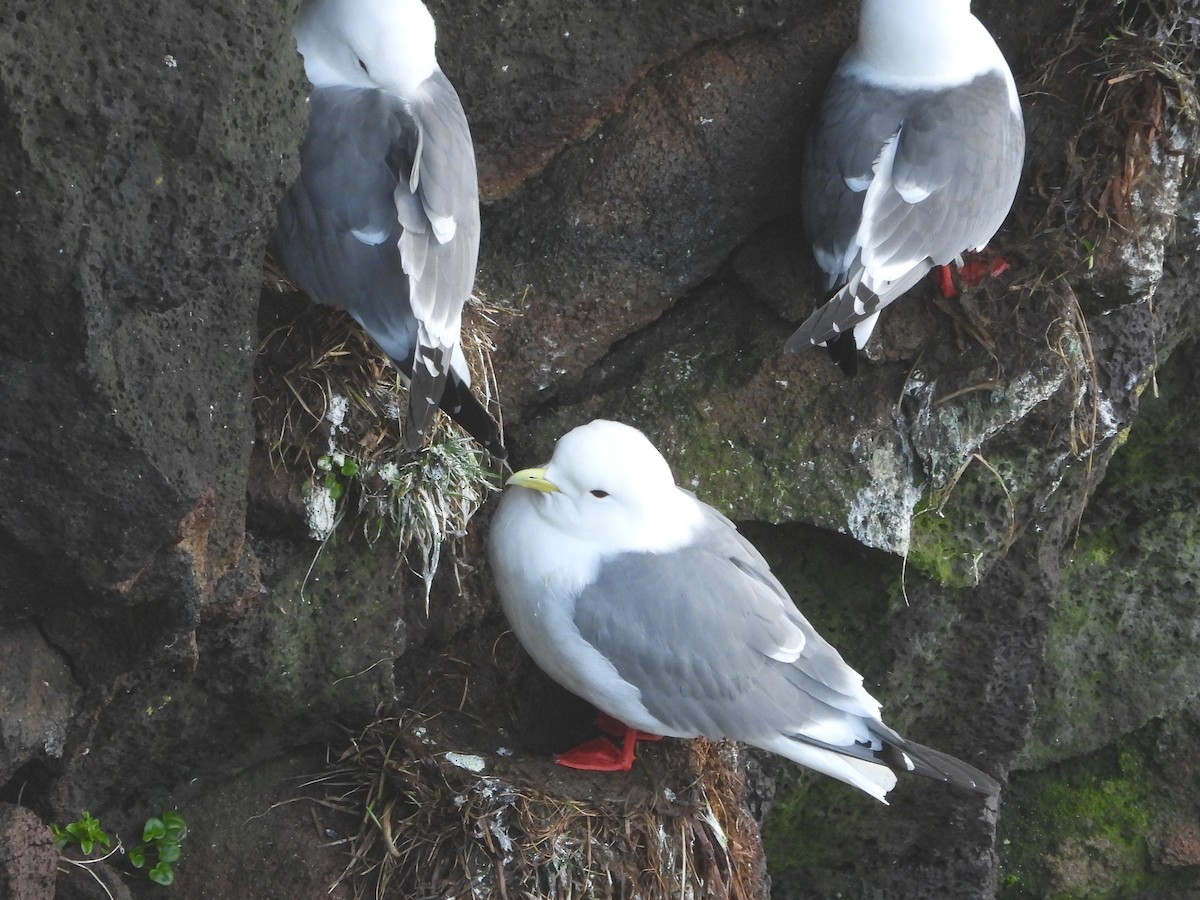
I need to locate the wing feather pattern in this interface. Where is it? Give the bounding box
[791,69,1024,354]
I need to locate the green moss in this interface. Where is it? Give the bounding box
[999,738,1173,899]
[761,776,878,876]
[904,443,1033,588]
[260,533,401,713]
[1027,444,1200,766]
[1101,412,1190,496]
[1072,526,1119,568]
[906,506,977,588]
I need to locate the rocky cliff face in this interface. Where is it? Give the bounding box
[1,0,1198,897]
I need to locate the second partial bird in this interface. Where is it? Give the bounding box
[788,0,1025,371]
[273,0,505,456]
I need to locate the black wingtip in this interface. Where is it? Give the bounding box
[401,346,506,458]
[402,387,507,459]
[825,332,859,377]
[434,372,507,459]
[878,739,1001,797]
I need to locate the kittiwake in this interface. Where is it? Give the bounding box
[488,419,999,802]
[786,0,1025,374]
[272,0,505,456]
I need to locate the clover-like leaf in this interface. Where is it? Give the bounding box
[162,811,188,841]
[142,817,167,842]
[148,861,175,886]
[158,841,182,864]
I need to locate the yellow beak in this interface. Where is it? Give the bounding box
[505,467,561,493]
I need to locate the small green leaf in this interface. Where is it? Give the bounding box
[79,838,94,855]
[340,458,359,477]
[328,480,345,501]
[142,817,167,842]
[148,861,175,885]
[128,847,146,868]
[158,840,182,863]
[162,811,187,841]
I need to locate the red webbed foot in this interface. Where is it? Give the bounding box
[959,250,1010,288]
[553,714,663,772]
[935,263,959,299]
[554,736,634,771]
[935,250,1012,299]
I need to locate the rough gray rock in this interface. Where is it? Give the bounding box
[0,803,58,900]
[0,0,1198,897]
[0,624,78,786]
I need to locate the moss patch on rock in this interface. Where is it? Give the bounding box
[999,731,1197,899]
[760,775,879,878]
[1023,335,1200,767]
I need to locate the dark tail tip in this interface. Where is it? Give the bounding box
[880,739,1001,796]
[825,333,859,377]
[437,374,507,459]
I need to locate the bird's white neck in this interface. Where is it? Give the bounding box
[845,0,1008,90]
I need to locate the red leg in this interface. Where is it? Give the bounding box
[935,263,959,299]
[554,715,662,772]
[593,711,662,743]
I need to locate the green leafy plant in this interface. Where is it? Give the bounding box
[316,452,360,501]
[49,810,188,891]
[50,810,111,856]
[50,811,121,898]
[128,812,188,886]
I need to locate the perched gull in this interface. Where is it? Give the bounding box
[488,420,998,802]
[786,0,1025,373]
[272,0,505,456]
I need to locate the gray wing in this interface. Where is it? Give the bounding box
[571,505,882,742]
[273,86,420,361]
[793,69,1024,349]
[272,74,484,449]
[394,70,482,448]
[396,70,481,365]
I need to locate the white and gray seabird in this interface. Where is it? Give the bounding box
[488,420,998,802]
[273,0,504,456]
[786,0,1025,372]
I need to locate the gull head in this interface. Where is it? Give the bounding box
[504,420,702,554]
[295,0,439,95]
[853,0,1004,88]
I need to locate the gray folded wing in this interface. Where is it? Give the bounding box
[792,69,1025,349]
[571,505,883,745]
[274,86,420,361]
[394,70,481,364]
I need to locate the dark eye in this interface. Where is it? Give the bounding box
[589,489,609,499]
[357,58,369,74]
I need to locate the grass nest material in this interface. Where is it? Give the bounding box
[254,272,508,599]
[901,0,1200,578]
[310,715,766,900]
[1026,0,1199,269]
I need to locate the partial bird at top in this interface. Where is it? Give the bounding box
[489,419,1000,803]
[786,0,1025,374]
[272,0,505,457]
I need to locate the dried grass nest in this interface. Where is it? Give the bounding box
[253,276,509,598]
[308,714,766,900]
